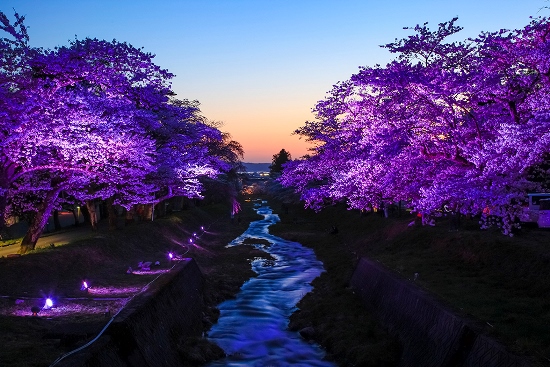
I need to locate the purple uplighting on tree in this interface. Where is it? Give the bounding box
[0,10,243,252]
[280,17,550,235]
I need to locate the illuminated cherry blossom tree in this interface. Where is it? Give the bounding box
[1,11,240,251]
[281,17,550,235]
[1,30,165,250]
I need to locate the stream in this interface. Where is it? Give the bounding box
[205,202,336,367]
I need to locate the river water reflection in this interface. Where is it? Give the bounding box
[205,203,336,367]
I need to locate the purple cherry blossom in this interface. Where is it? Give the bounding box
[281,17,550,235]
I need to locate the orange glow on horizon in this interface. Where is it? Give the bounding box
[242,136,311,163]
[202,101,316,163]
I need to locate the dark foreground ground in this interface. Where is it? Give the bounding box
[0,200,266,367]
[2,195,548,366]
[268,199,550,367]
[0,198,397,367]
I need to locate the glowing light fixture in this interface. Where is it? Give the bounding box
[31,306,40,316]
[44,298,53,309]
[168,252,173,260]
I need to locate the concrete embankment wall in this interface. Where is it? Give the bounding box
[350,257,530,367]
[56,259,204,367]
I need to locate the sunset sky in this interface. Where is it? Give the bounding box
[3,0,548,162]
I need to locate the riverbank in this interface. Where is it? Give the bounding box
[5,195,544,366]
[0,200,265,367]
[269,202,402,366]
[205,203,338,366]
[269,199,550,366]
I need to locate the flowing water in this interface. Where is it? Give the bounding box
[205,202,336,367]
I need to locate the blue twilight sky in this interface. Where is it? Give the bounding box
[1,0,548,162]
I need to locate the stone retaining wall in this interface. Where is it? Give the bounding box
[56,258,204,367]
[350,257,530,367]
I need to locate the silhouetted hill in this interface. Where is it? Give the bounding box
[243,163,270,172]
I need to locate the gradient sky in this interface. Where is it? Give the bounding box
[2,0,548,162]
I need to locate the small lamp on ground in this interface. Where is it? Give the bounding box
[81,280,89,292]
[31,306,40,316]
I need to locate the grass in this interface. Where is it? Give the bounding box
[4,194,548,366]
[268,200,550,366]
[0,200,264,367]
[268,202,402,366]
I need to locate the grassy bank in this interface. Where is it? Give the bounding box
[0,201,263,367]
[4,195,547,366]
[268,199,550,366]
[268,201,402,366]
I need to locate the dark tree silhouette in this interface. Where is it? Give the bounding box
[270,149,292,176]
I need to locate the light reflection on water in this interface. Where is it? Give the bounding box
[205,204,336,367]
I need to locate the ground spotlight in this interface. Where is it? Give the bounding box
[81,280,89,292]
[43,298,53,310]
[31,306,40,316]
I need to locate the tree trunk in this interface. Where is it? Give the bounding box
[0,165,14,238]
[398,201,402,217]
[125,206,136,225]
[81,204,90,225]
[158,202,166,218]
[71,207,79,227]
[144,204,153,221]
[0,192,8,240]
[449,211,461,231]
[136,205,145,221]
[106,198,117,230]
[53,210,61,231]
[20,188,63,253]
[86,200,98,230]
